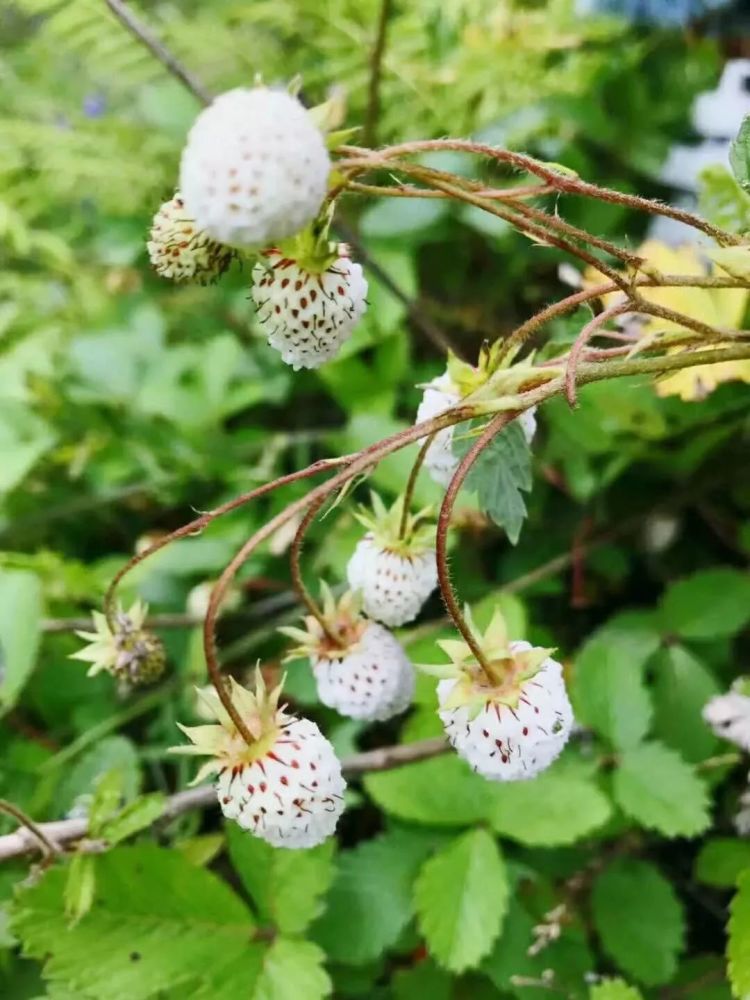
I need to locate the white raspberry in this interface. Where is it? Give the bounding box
[346,492,437,627]
[416,371,537,488]
[179,87,331,248]
[171,673,345,849]
[281,588,415,722]
[146,193,233,283]
[251,246,367,370]
[425,609,573,781]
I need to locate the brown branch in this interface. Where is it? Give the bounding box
[363,0,393,146]
[0,737,448,861]
[104,0,212,105]
[565,303,631,407]
[436,412,514,680]
[0,799,61,859]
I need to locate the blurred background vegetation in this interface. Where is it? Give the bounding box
[2,1,750,998]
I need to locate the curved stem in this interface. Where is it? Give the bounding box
[289,495,342,645]
[398,435,434,539]
[565,303,632,407]
[338,140,742,247]
[363,0,393,146]
[435,414,514,682]
[0,799,60,858]
[103,456,350,622]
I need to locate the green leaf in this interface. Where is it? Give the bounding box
[695,839,750,889]
[660,569,750,641]
[652,646,719,762]
[571,612,658,750]
[360,197,448,239]
[592,859,685,986]
[10,845,262,999]
[489,765,612,846]
[312,827,438,964]
[590,978,645,1000]
[613,741,710,838]
[100,793,166,847]
[729,871,750,999]
[0,569,43,712]
[393,959,452,1000]
[457,420,532,544]
[698,165,750,234]
[87,769,126,836]
[730,115,750,194]
[53,736,141,816]
[253,938,330,1000]
[413,828,508,973]
[364,753,490,826]
[226,824,334,935]
[63,854,97,927]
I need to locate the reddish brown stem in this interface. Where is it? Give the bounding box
[435,412,515,681]
[565,303,631,407]
[289,495,341,645]
[398,435,434,539]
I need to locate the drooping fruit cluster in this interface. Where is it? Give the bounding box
[282,587,415,721]
[72,600,166,686]
[179,87,331,249]
[416,366,537,488]
[145,83,368,371]
[423,608,573,781]
[251,244,368,370]
[147,193,234,283]
[346,493,437,627]
[171,672,346,848]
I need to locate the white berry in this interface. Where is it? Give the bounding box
[347,537,437,627]
[147,193,233,283]
[179,87,331,248]
[314,621,414,722]
[438,642,573,781]
[217,716,345,849]
[251,246,367,369]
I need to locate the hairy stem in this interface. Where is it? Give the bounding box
[289,495,342,644]
[398,436,434,539]
[565,303,632,406]
[436,413,514,682]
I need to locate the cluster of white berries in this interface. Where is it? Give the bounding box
[147,85,368,370]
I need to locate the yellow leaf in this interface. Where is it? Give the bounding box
[656,357,750,401]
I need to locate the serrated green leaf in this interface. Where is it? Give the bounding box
[698,165,750,234]
[0,569,43,713]
[414,828,508,973]
[730,115,750,194]
[729,871,750,999]
[660,570,750,641]
[613,741,710,838]
[364,753,490,826]
[652,646,719,762]
[312,827,440,965]
[489,766,612,846]
[253,938,330,1000]
[590,978,645,1000]
[10,845,261,999]
[592,859,685,986]
[695,839,750,889]
[100,793,166,847]
[63,854,97,927]
[571,613,658,750]
[457,420,532,544]
[226,824,334,935]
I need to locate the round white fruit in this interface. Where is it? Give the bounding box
[180,88,331,248]
[438,642,573,781]
[347,537,437,627]
[251,248,367,369]
[313,622,414,721]
[216,716,346,848]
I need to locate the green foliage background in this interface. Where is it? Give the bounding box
[1,1,750,997]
